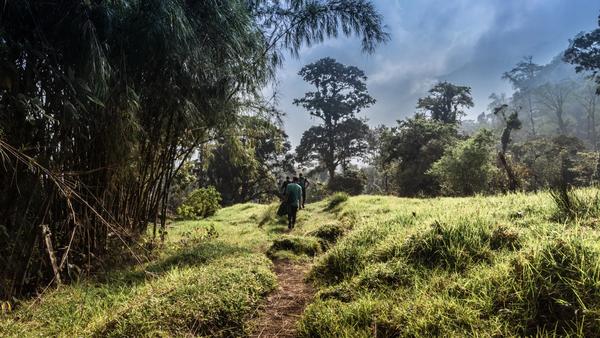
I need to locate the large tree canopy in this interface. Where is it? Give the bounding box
[564,14,600,93]
[417,81,474,124]
[294,58,375,179]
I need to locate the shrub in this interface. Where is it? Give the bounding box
[177,186,222,219]
[267,236,322,258]
[428,129,496,196]
[502,237,600,336]
[326,192,349,211]
[328,170,367,196]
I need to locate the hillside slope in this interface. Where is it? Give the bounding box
[2,190,600,337]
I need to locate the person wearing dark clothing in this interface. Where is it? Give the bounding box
[285,177,303,229]
[298,173,310,209]
[280,176,291,196]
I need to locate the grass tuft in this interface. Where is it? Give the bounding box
[326,192,349,211]
[501,237,600,336]
[267,235,322,258]
[399,221,494,271]
[550,187,600,223]
[306,223,346,249]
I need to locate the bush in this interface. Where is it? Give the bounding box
[177,186,222,219]
[428,129,496,196]
[328,170,367,196]
[326,192,349,211]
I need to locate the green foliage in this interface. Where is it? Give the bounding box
[294,58,375,179]
[326,192,350,211]
[564,14,600,93]
[299,192,600,336]
[177,187,222,219]
[327,169,367,196]
[429,129,497,196]
[0,0,388,298]
[202,116,294,205]
[417,81,474,123]
[399,221,495,271]
[381,114,458,196]
[512,135,592,190]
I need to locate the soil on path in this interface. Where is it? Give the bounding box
[250,260,315,338]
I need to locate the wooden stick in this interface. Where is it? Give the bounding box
[40,224,62,285]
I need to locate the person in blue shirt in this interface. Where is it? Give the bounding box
[284,177,303,229]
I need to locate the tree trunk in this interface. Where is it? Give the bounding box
[499,152,519,192]
[557,109,567,134]
[527,94,536,137]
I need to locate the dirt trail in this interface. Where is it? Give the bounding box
[250,260,315,338]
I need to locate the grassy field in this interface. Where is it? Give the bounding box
[2,190,600,336]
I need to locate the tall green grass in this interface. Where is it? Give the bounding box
[299,190,600,337]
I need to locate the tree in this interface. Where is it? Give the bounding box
[564,14,600,93]
[535,81,573,134]
[417,81,474,124]
[503,56,543,136]
[429,130,496,196]
[576,81,599,150]
[294,58,375,180]
[203,116,293,205]
[494,104,523,192]
[382,114,458,196]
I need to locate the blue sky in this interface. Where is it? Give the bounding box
[273,0,600,147]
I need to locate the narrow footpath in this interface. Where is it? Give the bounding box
[250,260,315,338]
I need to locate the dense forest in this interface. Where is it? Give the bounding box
[2,1,600,336]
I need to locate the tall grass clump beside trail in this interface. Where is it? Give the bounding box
[267,235,322,259]
[550,187,600,224]
[399,221,494,271]
[371,221,520,272]
[307,223,347,250]
[500,237,600,336]
[326,192,349,211]
[93,255,276,337]
[310,223,395,285]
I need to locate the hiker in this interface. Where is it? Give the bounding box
[298,173,310,209]
[284,176,303,229]
[280,176,291,196]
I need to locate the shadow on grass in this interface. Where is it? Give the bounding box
[97,240,252,287]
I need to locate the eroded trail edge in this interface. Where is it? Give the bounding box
[250,260,315,338]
